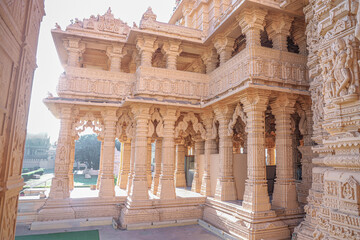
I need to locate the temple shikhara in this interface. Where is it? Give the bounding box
[1,0,360,239]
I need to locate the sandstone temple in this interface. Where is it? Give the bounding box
[1,0,360,239]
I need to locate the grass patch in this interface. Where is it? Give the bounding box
[15,230,99,240]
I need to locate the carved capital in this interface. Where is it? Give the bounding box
[265,13,294,51]
[162,40,182,70]
[213,36,235,65]
[201,47,218,73]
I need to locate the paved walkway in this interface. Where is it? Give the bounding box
[16,224,222,240]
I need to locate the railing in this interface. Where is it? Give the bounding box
[57,67,135,100]
[135,66,209,100]
[208,46,308,98]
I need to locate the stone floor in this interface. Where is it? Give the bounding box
[16,224,222,240]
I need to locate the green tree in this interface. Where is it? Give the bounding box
[74,134,101,169]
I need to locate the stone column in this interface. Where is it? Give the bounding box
[151,139,162,195]
[146,138,152,188]
[128,105,150,201]
[293,20,306,55]
[118,140,131,189]
[106,43,125,72]
[191,140,204,193]
[126,138,135,193]
[271,94,299,212]
[241,91,271,212]
[175,140,186,188]
[48,106,74,200]
[237,8,268,48]
[136,36,157,67]
[213,36,235,66]
[68,138,75,191]
[266,13,293,51]
[162,40,182,70]
[213,105,237,201]
[201,113,216,196]
[201,48,218,73]
[157,108,177,199]
[64,37,85,67]
[96,142,104,190]
[98,109,117,198]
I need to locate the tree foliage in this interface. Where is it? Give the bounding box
[75,134,101,169]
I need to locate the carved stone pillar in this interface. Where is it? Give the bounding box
[49,107,74,200]
[192,140,203,193]
[64,37,85,67]
[106,43,125,72]
[119,140,131,189]
[271,94,299,212]
[213,105,237,201]
[175,140,186,188]
[136,36,157,67]
[237,8,267,48]
[157,108,177,199]
[266,13,293,51]
[213,36,235,66]
[96,142,104,190]
[98,109,117,198]
[241,91,271,212]
[162,40,182,70]
[151,139,162,195]
[128,105,150,201]
[201,112,216,196]
[293,20,306,55]
[127,138,135,193]
[146,138,152,188]
[68,138,75,191]
[201,48,218,73]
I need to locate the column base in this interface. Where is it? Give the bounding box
[272,180,299,212]
[151,175,160,195]
[214,177,237,201]
[175,172,186,188]
[204,197,290,240]
[128,178,149,201]
[99,176,115,198]
[118,172,129,189]
[200,175,211,196]
[242,180,271,213]
[157,178,176,199]
[120,197,204,229]
[37,199,75,221]
[191,173,201,193]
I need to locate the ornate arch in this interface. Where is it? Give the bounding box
[116,110,133,141]
[148,107,164,138]
[175,112,206,140]
[72,112,104,141]
[227,103,247,136]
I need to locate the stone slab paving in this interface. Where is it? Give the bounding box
[16,224,222,240]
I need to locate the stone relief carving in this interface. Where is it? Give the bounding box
[175,112,206,140]
[72,112,104,140]
[116,111,133,141]
[227,103,247,136]
[148,107,164,138]
[67,8,130,36]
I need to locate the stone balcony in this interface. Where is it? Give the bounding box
[57,47,307,103]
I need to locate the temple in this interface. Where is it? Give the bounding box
[1,0,360,239]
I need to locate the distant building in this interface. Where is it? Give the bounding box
[23,133,55,170]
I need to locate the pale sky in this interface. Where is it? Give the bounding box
[27,0,175,143]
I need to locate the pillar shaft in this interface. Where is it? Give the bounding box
[241,92,271,212]
[146,138,152,188]
[128,106,150,201]
[126,139,135,193]
[119,141,131,189]
[175,143,186,188]
[99,109,117,198]
[96,142,104,189]
[271,96,299,211]
[191,141,203,193]
[68,139,75,191]
[49,107,73,199]
[201,139,216,196]
[213,106,237,201]
[157,109,177,199]
[151,139,162,195]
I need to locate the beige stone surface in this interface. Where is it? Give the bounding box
[1,0,359,239]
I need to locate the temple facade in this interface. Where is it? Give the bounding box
[1,0,360,239]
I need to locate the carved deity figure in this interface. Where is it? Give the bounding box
[331,38,355,97]
[319,49,336,99]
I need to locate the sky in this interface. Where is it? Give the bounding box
[27,0,175,143]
